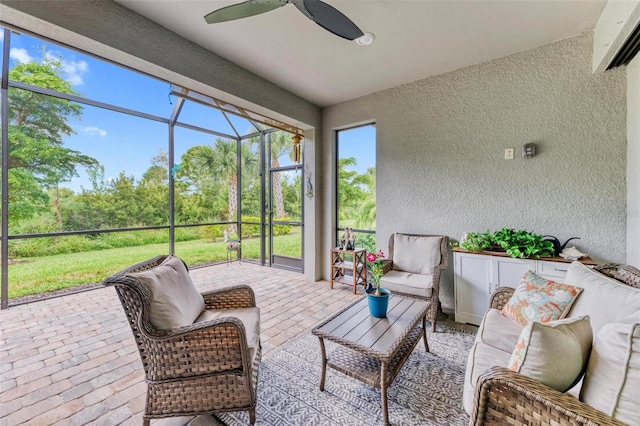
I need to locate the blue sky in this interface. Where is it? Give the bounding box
[4,29,375,192]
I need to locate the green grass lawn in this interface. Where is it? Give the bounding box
[8,233,302,299]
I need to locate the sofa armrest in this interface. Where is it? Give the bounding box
[489,287,515,310]
[381,259,393,274]
[471,366,625,426]
[201,284,256,310]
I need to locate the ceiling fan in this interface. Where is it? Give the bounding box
[204,0,365,41]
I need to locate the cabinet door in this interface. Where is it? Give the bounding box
[454,253,491,326]
[536,260,569,282]
[491,257,535,293]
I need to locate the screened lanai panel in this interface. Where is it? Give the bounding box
[8,31,172,117]
[7,230,169,302]
[174,99,237,137]
[268,131,298,168]
[7,93,168,233]
[173,126,237,226]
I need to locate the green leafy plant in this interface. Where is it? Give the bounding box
[460,230,493,252]
[461,228,555,259]
[492,228,554,259]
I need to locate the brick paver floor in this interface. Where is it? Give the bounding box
[0,261,362,425]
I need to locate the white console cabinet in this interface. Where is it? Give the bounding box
[453,249,595,326]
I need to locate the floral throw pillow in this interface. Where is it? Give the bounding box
[501,270,583,326]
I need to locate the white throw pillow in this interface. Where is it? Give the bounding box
[507,316,592,392]
[392,234,442,275]
[580,314,640,425]
[126,255,205,330]
[564,261,640,336]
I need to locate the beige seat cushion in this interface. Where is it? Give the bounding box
[507,316,592,393]
[580,314,640,425]
[565,261,640,336]
[463,341,512,414]
[392,234,442,275]
[127,255,205,330]
[475,308,523,352]
[379,270,434,297]
[196,307,261,350]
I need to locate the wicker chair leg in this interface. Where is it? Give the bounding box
[431,319,436,332]
[249,407,256,425]
[142,417,150,426]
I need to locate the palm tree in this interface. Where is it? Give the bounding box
[355,166,376,229]
[269,131,295,219]
[182,138,258,234]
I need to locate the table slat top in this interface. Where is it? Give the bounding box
[312,295,429,360]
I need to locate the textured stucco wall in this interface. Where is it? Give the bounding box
[628,56,640,268]
[323,32,627,312]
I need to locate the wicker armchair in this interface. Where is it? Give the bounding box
[104,255,261,425]
[470,263,640,426]
[380,233,449,331]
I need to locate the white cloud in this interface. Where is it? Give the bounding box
[60,59,89,85]
[46,50,89,86]
[9,48,33,64]
[85,126,107,137]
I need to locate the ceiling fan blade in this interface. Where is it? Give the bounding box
[298,0,364,40]
[204,0,286,24]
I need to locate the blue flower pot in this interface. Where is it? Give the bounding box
[367,288,391,318]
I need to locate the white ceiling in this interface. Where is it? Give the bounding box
[116,0,606,107]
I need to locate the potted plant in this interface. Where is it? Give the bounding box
[366,250,391,318]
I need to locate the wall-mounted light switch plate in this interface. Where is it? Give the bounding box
[504,148,514,160]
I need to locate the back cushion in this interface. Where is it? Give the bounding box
[393,234,442,275]
[127,255,205,330]
[580,314,640,425]
[564,262,640,335]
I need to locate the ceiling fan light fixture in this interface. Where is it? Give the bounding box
[356,32,375,46]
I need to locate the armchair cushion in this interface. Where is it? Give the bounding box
[508,316,592,392]
[196,307,261,350]
[379,270,434,298]
[580,314,640,425]
[501,271,583,326]
[127,255,205,330]
[392,234,442,275]
[475,308,523,353]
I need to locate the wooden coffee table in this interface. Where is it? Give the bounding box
[311,294,430,426]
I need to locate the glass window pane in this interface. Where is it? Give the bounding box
[337,124,376,232]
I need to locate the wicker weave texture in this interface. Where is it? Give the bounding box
[386,233,449,331]
[103,255,261,424]
[472,367,628,426]
[472,263,640,426]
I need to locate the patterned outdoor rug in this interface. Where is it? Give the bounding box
[193,321,476,426]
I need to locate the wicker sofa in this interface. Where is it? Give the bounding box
[464,261,640,425]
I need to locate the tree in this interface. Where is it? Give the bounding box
[179,138,258,232]
[7,50,99,227]
[268,131,292,219]
[354,166,376,229]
